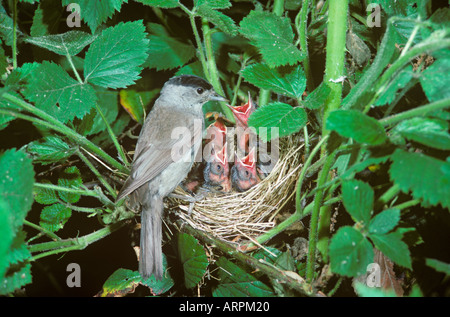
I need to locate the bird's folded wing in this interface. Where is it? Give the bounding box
[117,110,203,200]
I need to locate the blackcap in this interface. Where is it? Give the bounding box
[117,75,226,279]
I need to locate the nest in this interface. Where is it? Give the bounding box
[168,134,304,243]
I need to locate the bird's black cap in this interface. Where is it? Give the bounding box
[168,75,213,91]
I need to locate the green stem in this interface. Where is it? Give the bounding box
[305,153,335,282]
[297,0,314,91]
[24,220,61,241]
[379,97,450,127]
[273,0,285,16]
[201,18,234,120]
[1,93,128,174]
[77,148,117,199]
[95,103,129,167]
[66,53,83,84]
[34,182,99,198]
[322,0,349,134]
[295,134,329,214]
[392,199,421,210]
[12,0,18,69]
[28,221,127,261]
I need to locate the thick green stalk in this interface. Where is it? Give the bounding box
[306,0,349,283]
[1,93,128,174]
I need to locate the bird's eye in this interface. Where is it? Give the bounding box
[196,87,205,95]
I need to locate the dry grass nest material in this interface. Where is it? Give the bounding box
[169,135,304,243]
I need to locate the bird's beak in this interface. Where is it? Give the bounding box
[210,92,228,102]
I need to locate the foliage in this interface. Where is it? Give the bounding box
[0,0,449,297]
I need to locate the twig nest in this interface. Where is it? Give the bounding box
[169,135,304,242]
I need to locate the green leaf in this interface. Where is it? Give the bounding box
[194,0,231,9]
[248,102,307,141]
[144,35,195,71]
[341,180,374,226]
[84,21,149,89]
[301,81,331,110]
[326,110,387,145]
[62,0,127,33]
[239,10,304,67]
[0,263,32,295]
[375,66,413,106]
[26,136,76,165]
[420,58,450,103]
[389,149,450,209]
[140,255,175,295]
[197,5,238,36]
[368,208,400,235]
[119,89,158,124]
[392,117,450,150]
[58,166,83,204]
[329,226,374,277]
[370,231,412,269]
[34,181,58,205]
[177,233,209,289]
[426,258,450,276]
[0,199,13,279]
[24,31,96,56]
[241,63,306,99]
[23,61,97,123]
[100,268,141,297]
[135,0,179,8]
[39,203,72,232]
[0,149,34,234]
[213,257,274,297]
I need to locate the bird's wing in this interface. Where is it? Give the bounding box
[117,107,203,200]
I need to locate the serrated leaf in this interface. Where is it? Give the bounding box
[0,199,13,279]
[392,117,450,150]
[34,181,58,205]
[135,0,179,8]
[370,231,412,269]
[62,0,127,33]
[140,255,175,295]
[25,31,96,56]
[375,66,413,106]
[0,149,34,234]
[197,5,238,36]
[0,263,32,295]
[58,166,82,204]
[23,61,97,123]
[84,21,149,89]
[248,102,307,141]
[341,180,374,226]
[420,58,450,103]
[239,10,304,67]
[100,268,141,297]
[213,257,274,297]
[144,35,195,71]
[326,110,387,145]
[426,258,450,276]
[301,81,331,110]
[26,136,75,165]
[241,63,306,99]
[178,233,209,289]
[40,203,72,232]
[194,0,231,9]
[329,226,374,277]
[368,209,400,235]
[389,149,450,209]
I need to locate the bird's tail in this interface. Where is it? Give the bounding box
[139,195,163,280]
